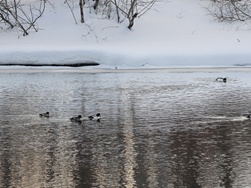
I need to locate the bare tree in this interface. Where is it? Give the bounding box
[102,0,158,29]
[64,0,159,29]
[206,0,251,23]
[64,0,85,23]
[0,0,47,36]
[64,0,78,24]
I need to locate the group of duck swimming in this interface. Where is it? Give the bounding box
[39,112,101,122]
[70,113,101,122]
[38,77,250,122]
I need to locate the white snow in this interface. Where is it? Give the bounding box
[1,0,251,68]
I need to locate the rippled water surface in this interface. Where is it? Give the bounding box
[0,71,251,188]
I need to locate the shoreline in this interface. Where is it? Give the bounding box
[0,62,99,67]
[1,66,251,73]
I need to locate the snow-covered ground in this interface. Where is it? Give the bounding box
[1,0,251,68]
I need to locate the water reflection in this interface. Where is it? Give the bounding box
[0,72,251,187]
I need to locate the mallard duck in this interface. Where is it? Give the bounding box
[216,77,227,83]
[70,115,82,122]
[39,112,50,117]
[88,113,101,121]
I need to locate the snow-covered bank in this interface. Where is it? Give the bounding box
[1,50,251,68]
[1,0,251,68]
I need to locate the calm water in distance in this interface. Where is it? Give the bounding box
[0,71,251,188]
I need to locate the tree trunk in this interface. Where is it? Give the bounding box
[94,0,99,10]
[79,0,84,23]
[127,13,137,29]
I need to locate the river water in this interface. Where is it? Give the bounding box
[0,70,251,188]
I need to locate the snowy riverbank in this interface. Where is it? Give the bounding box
[1,0,251,68]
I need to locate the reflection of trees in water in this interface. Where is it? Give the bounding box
[0,121,77,187]
[75,84,139,187]
[169,123,240,188]
[0,127,12,188]
[215,126,234,188]
[169,129,201,188]
[73,123,94,188]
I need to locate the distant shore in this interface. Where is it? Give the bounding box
[0,66,251,73]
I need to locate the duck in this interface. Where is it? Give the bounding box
[88,113,101,121]
[39,112,50,117]
[216,77,227,83]
[70,115,82,122]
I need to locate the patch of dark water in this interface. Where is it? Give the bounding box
[0,62,99,67]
